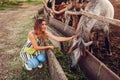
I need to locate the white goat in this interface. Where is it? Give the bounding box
[66,0,114,71]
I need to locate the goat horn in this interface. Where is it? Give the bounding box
[82,39,93,46]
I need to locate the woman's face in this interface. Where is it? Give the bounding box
[40,21,46,32]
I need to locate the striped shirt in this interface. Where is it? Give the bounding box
[20,38,42,64]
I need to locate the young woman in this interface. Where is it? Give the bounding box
[20,18,74,70]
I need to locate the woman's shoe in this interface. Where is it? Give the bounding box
[38,64,43,68]
[25,63,32,71]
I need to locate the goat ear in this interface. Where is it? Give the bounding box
[82,41,93,46]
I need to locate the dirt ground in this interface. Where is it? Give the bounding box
[0,4,44,79]
[0,0,120,79]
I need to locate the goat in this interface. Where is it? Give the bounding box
[65,0,89,31]
[65,0,114,71]
[46,0,70,21]
[45,0,88,29]
[54,2,70,21]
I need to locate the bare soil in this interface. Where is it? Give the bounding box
[0,4,50,79]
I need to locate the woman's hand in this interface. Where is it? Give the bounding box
[71,35,76,40]
[48,46,54,50]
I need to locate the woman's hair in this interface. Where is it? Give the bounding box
[34,17,47,42]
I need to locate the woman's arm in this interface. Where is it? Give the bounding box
[46,31,74,42]
[28,32,54,50]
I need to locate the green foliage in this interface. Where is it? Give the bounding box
[0,0,20,6]
[0,5,18,10]
[22,0,43,5]
[53,42,89,80]
[0,0,21,10]
[0,0,43,10]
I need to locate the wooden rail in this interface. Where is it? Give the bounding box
[46,49,68,80]
[49,17,75,36]
[65,10,120,27]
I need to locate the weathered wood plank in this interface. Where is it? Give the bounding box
[49,17,75,37]
[46,49,68,80]
[65,10,120,27]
